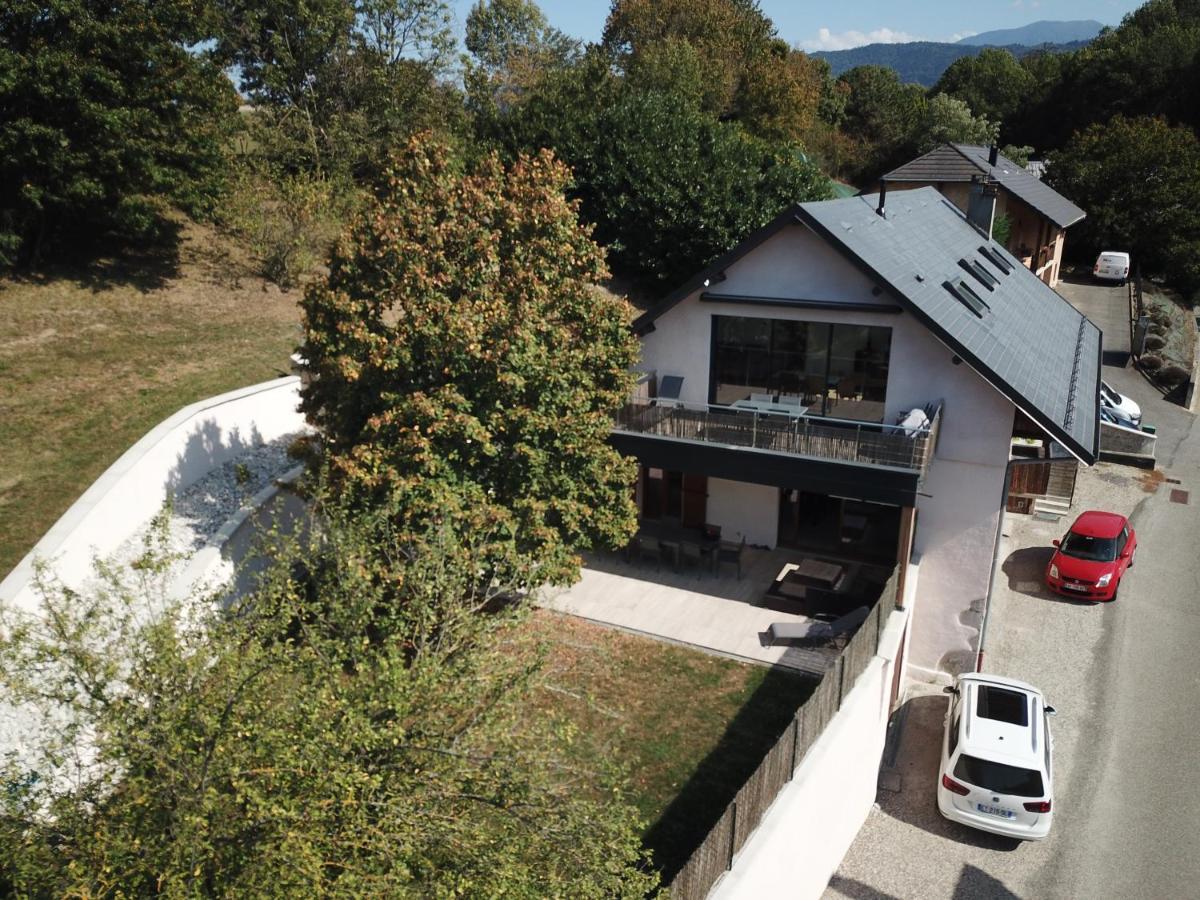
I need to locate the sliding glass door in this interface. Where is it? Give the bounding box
[711,315,892,421]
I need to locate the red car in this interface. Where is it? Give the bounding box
[1045,511,1136,601]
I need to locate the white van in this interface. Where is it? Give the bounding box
[1094,251,1130,283]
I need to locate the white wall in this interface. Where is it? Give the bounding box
[638,222,1018,676]
[0,378,308,615]
[712,606,911,900]
[706,478,779,547]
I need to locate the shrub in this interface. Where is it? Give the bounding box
[1144,334,1167,351]
[1159,363,1191,386]
[225,169,359,289]
[1140,354,1164,371]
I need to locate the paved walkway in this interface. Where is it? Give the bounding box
[539,546,842,675]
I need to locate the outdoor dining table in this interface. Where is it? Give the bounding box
[730,399,810,418]
[636,520,721,571]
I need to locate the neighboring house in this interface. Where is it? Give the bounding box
[881,144,1085,288]
[612,186,1100,678]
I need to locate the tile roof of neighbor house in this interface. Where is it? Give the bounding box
[881,144,1087,230]
[631,186,1101,464]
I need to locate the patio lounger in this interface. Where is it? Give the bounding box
[805,606,870,639]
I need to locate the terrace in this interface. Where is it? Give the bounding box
[612,397,942,479]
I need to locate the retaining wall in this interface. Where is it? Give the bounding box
[711,605,911,900]
[0,377,307,614]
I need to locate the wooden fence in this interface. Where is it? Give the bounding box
[667,571,898,899]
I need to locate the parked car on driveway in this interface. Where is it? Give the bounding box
[938,673,1056,841]
[1093,251,1130,283]
[1045,510,1136,601]
[1100,380,1141,428]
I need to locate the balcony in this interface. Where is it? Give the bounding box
[612,399,941,480]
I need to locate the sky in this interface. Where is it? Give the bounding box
[448,0,1146,51]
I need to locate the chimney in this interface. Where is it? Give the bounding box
[967,175,998,239]
[988,144,999,167]
[876,181,887,218]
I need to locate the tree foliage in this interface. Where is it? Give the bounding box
[0,502,657,896]
[912,93,999,154]
[299,134,640,588]
[1046,114,1200,288]
[0,0,237,267]
[932,48,1036,126]
[214,0,460,177]
[573,90,832,287]
[835,65,925,182]
[601,0,822,142]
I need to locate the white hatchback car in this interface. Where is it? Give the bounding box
[937,673,1056,841]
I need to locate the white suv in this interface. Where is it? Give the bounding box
[937,673,1056,841]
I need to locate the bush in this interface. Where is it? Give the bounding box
[1159,363,1191,386]
[1140,353,1164,371]
[225,169,359,289]
[1144,333,1166,351]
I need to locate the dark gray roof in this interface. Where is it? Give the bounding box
[882,144,1086,229]
[797,187,1099,462]
[632,186,1100,463]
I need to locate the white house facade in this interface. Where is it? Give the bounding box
[612,187,1100,677]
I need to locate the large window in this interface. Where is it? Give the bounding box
[711,316,892,421]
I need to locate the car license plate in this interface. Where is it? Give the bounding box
[977,803,1015,818]
[1063,583,1088,592]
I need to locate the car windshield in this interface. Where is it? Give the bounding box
[1060,531,1118,562]
[1101,385,1121,405]
[954,754,1044,797]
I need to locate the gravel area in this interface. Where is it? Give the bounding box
[109,433,304,585]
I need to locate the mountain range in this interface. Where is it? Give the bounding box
[811,20,1104,87]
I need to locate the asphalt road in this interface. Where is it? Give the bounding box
[825,277,1199,899]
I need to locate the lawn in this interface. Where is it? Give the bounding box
[0,222,302,578]
[521,610,816,882]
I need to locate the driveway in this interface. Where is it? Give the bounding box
[1055,273,1130,366]
[824,278,1200,899]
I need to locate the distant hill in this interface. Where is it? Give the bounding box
[958,20,1103,47]
[811,39,1092,87]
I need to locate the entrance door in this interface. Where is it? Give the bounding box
[681,475,708,528]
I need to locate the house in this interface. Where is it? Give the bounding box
[612,186,1100,679]
[881,144,1085,288]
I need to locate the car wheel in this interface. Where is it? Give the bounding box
[1128,548,1136,568]
[1111,579,1120,601]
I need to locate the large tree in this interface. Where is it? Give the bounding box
[0,0,237,267]
[836,65,925,182]
[0,502,657,895]
[601,0,822,143]
[932,48,1036,126]
[299,134,640,587]
[214,0,459,177]
[573,90,832,287]
[912,93,999,154]
[1046,114,1200,287]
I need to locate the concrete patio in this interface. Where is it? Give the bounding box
[539,546,879,676]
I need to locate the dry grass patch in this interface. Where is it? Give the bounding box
[0,221,303,576]
[519,610,815,881]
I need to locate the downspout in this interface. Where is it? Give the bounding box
[976,456,1054,671]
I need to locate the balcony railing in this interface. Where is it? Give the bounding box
[613,399,942,478]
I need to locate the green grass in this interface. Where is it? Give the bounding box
[523,611,816,882]
[0,222,302,577]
